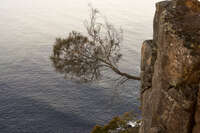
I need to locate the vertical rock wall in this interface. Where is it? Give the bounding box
[140,0,200,133]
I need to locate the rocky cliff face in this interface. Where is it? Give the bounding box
[140,0,200,133]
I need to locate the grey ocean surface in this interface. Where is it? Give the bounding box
[0,0,159,133]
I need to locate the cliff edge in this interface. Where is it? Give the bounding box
[140,0,200,133]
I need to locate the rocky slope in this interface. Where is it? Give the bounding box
[140,0,200,133]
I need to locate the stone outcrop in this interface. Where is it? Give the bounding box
[140,0,200,133]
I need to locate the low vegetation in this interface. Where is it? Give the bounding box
[91,112,140,133]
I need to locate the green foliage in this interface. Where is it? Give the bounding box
[50,7,123,82]
[50,31,102,81]
[91,112,139,133]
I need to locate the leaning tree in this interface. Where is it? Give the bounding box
[50,8,140,83]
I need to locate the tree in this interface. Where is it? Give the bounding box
[50,7,140,83]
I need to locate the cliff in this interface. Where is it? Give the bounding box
[140,0,200,133]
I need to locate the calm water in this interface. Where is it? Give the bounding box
[0,0,159,133]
